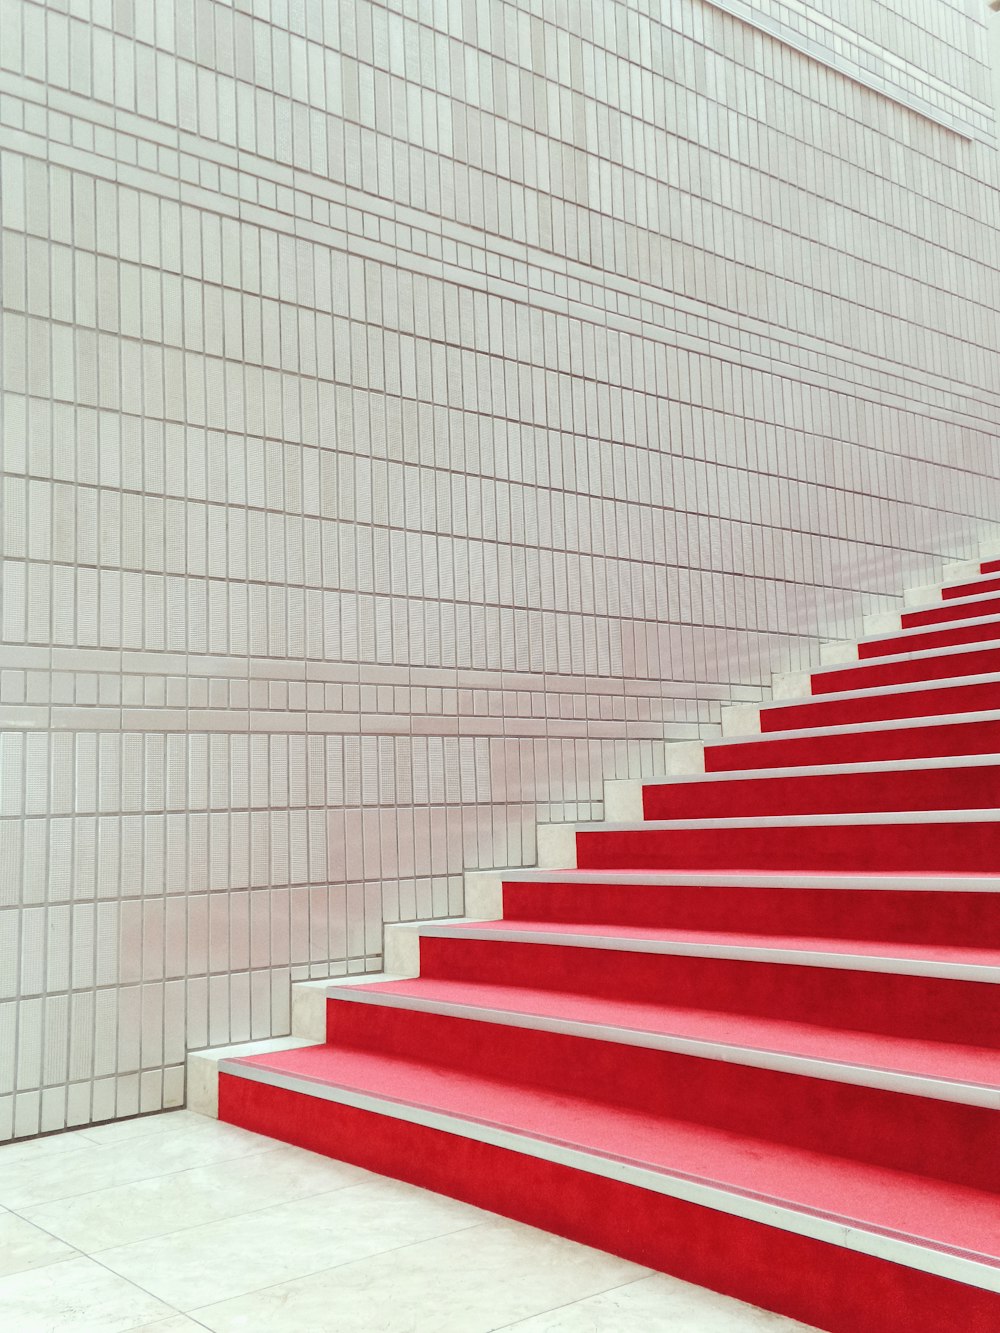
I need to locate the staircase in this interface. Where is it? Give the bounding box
[195,551,1000,1332]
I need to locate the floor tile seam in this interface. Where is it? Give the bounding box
[78,1173,387,1256]
[11,1154,377,1250]
[1,1113,194,1157]
[486,1273,664,1332]
[125,1316,212,1333]
[0,1136,289,1214]
[0,1198,101,1263]
[83,1243,220,1319]
[74,1110,195,1146]
[0,1251,83,1284]
[179,1215,510,1317]
[24,1248,188,1320]
[127,1315,213,1333]
[0,1118,260,1169]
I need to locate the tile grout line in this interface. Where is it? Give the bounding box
[105,1216,499,1320]
[0,1135,287,1217]
[486,1271,659,1332]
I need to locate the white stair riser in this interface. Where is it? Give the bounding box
[721,703,762,736]
[603,778,644,821]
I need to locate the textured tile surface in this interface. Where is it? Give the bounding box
[1,0,1000,1138]
[18,1143,371,1252]
[0,1256,174,1333]
[0,1210,77,1279]
[191,1219,649,1332]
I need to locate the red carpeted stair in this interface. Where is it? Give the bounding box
[216,558,1000,1332]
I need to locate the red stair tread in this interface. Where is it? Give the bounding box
[862,617,1000,655]
[445,918,1000,967]
[334,977,1000,1087]
[762,677,1000,730]
[811,644,1000,694]
[905,594,1000,626]
[227,1042,1000,1262]
[704,711,1000,768]
[945,577,1000,600]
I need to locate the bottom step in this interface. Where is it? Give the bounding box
[219,1044,1000,1333]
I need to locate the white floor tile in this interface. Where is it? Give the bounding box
[0,1211,77,1278]
[496,1271,817,1331]
[0,1255,174,1332]
[77,1111,208,1148]
[97,1175,488,1309]
[127,1318,208,1332]
[0,1128,104,1165]
[20,1144,372,1252]
[191,1217,648,1333]
[0,1119,276,1209]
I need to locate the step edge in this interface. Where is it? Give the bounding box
[548,807,1000,831]
[484,867,1000,891]
[707,705,1000,747]
[905,580,1000,611]
[406,924,1000,982]
[629,751,1000,786]
[940,572,1000,596]
[861,610,1000,646]
[218,1058,1000,1294]
[316,987,1000,1109]
[384,914,495,976]
[187,1035,319,1117]
[806,636,1000,681]
[762,670,1000,710]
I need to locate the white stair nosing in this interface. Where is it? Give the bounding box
[217,1058,1000,1294]
[630,751,1000,786]
[911,578,1000,606]
[939,571,1000,595]
[763,668,1000,709]
[221,1057,1000,1291]
[312,987,1000,1111]
[898,583,1000,616]
[709,705,1000,748]
[806,635,1000,681]
[409,923,1000,982]
[852,609,1000,649]
[187,1036,318,1116]
[486,868,1000,892]
[556,808,1000,831]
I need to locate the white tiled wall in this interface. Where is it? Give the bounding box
[2,0,999,1139]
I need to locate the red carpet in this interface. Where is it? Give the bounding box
[218,559,1000,1331]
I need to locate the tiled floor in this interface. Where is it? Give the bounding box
[0,1110,817,1332]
